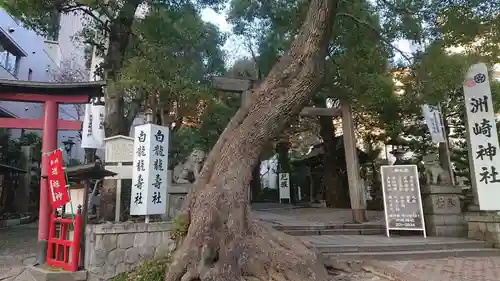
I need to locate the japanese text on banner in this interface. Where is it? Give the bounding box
[47,149,70,210]
[130,124,169,216]
[463,63,500,210]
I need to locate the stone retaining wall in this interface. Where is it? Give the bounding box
[465,212,500,247]
[422,185,467,237]
[85,221,175,281]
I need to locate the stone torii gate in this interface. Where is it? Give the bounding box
[0,79,105,264]
[213,77,367,222]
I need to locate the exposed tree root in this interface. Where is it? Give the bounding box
[165,216,342,281]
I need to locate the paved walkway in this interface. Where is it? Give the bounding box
[2,209,500,281]
[376,258,500,281]
[253,207,500,281]
[0,224,37,280]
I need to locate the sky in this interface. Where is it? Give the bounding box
[200,8,414,67]
[200,8,245,65]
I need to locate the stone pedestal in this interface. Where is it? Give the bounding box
[422,185,466,237]
[465,212,500,247]
[167,183,194,219]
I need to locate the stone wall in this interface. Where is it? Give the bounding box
[85,222,175,281]
[466,212,500,247]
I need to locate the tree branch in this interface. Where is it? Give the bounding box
[336,12,413,64]
[95,0,115,20]
[376,0,415,15]
[245,39,262,80]
[61,4,111,32]
[82,37,106,53]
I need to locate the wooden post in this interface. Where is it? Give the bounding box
[144,108,153,223]
[115,163,122,222]
[341,102,367,222]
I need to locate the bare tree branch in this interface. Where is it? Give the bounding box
[244,39,262,80]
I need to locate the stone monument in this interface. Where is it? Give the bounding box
[421,153,466,237]
[168,149,206,218]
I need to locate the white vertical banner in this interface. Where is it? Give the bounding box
[81,104,105,149]
[278,173,291,202]
[130,123,170,215]
[421,104,446,143]
[91,104,106,148]
[463,63,500,210]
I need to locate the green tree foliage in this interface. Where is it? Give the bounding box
[169,98,237,167]
[2,0,227,137]
[0,131,41,165]
[228,0,400,145]
[390,0,500,176]
[399,43,500,177]
[119,2,227,129]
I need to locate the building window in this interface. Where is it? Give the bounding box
[28,69,33,81]
[0,45,19,77]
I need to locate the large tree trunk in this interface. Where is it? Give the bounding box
[100,0,143,221]
[165,1,338,280]
[319,117,349,208]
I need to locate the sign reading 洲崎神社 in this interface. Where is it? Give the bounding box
[130,124,170,216]
[463,63,500,210]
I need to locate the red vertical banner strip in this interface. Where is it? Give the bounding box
[47,149,70,210]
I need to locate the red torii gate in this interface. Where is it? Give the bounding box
[0,79,105,264]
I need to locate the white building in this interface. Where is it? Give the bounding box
[0,9,90,163]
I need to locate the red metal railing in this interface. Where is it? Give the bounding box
[46,212,82,272]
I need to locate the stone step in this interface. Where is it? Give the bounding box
[315,240,490,253]
[283,228,384,236]
[324,248,500,261]
[274,223,384,231]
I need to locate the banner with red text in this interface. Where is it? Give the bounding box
[47,149,70,209]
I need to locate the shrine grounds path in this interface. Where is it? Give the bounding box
[0,223,37,281]
[2,206,500,281]
[253,205,500,281]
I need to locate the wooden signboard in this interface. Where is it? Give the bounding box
[380,165,426,238]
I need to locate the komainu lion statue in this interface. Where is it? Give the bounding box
[422,153,451,185]
[173,149,206,184]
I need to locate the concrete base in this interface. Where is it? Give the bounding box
[422,185,467,237]
[27,264,87,281]
[36,240,48,265]
[465,212,500,247]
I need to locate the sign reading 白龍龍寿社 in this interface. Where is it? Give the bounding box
[130,123,170,216]
[464,63,500,210]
